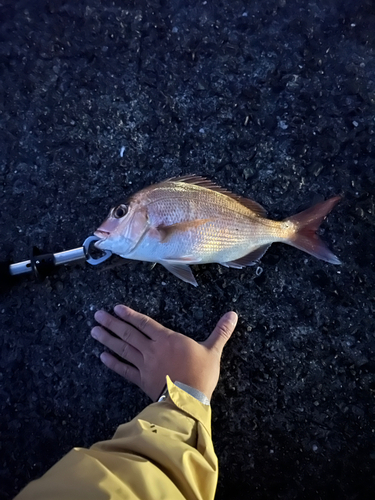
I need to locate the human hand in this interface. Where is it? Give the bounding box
[91,305,238,402]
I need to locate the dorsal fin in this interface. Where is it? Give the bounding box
[235,197,267,216]
[168,175,267,217]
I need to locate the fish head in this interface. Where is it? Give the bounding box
[94,199,149,257]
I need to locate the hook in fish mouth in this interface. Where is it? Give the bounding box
[83,235,112,265]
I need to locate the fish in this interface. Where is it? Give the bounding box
[94,175,341,286]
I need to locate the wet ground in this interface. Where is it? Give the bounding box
[0,0,374,499]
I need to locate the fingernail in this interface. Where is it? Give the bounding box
[226,311,238,327]
[91,328,98,339]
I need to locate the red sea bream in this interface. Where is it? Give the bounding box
[94,176,340,286]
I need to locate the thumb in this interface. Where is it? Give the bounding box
[203,311,238,355]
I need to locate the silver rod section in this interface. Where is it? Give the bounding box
[7,237,111,277]
[53,247,85,265]
[9,247,86,276]
[9,261,32,276]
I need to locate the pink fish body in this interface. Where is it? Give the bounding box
[94,176,341,286]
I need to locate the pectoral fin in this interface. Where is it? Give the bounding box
[156,219,211,243]
[161,262,198,287]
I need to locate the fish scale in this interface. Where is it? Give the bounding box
[145,187,268,254]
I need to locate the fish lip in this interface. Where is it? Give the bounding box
[94,230,110,245]
[94,229,110,238]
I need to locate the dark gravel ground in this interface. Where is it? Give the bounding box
[1,0,375,499]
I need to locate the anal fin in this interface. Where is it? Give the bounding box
[223,244,271,268]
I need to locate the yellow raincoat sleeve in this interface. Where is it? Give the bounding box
[14,376,218,500]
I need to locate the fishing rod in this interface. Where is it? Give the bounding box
[0,236,112,285]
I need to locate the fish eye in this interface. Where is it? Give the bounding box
[113,204,128,218]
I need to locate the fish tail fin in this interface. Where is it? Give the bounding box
[285,196,341,264]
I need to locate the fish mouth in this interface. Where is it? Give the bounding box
[94,230,110,248]
[94,229,110,239]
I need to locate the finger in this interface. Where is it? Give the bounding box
[91,326,143,367]
[100,351,142,387]
[94,310,149,351]
[203,311,238,355]
[114,305,168,340]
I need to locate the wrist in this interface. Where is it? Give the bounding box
[175,381,210,405]
[158,379,210,405]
